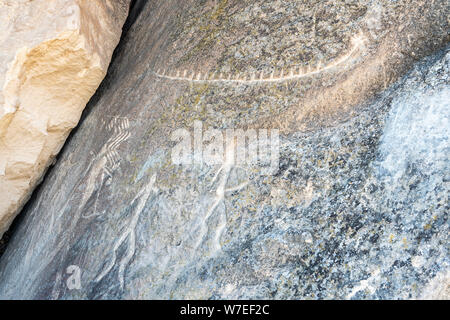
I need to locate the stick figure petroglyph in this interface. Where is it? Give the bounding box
[94,174,158,290]
[195,143,249,253]
[78,116,131,219]
[52,116,131,223]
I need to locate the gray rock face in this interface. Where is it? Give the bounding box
[0,0,448,299]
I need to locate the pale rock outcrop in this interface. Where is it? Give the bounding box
[0,0,130,236]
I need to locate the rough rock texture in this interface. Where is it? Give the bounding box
[0,0,448,299]
[0,0,130,236]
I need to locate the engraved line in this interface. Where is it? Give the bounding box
[153,33,367,84]
[95,174,158,289]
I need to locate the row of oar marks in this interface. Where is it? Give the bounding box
[153,33,367,84]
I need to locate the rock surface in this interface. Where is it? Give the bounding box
[0,0,130,236]
[0,0,448,299]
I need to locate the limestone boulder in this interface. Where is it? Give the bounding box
[0,0,130,236]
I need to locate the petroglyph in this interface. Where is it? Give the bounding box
[104,117,131,171]
[154,32,367,85]
[79,117,130,219]
[195,144,249,253]
[95,174,157,290]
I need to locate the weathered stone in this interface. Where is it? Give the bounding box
[0,0,448,299]
[0,0,130,236]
